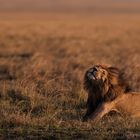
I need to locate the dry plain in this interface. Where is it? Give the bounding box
[0,13,140,139]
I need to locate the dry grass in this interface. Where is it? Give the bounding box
[0,14,140,139]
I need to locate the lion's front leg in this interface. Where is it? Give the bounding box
[83,107,93,121]
[87,102,113,122]
[83,97,96,121]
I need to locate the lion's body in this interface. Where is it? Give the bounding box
[83,65,131,121]
[113,92,140,118]
[89,92,140,121]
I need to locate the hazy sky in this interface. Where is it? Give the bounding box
[0,0,140,12]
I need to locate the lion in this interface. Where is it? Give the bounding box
[86,92,140,122]
[83,64,131,121]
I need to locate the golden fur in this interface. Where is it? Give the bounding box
[83,65,131,121]
[88,92,140,122]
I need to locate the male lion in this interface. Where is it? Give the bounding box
[83,65,131,121]
[87,92,140,122]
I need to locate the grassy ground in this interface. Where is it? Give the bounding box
[0,14,140,139]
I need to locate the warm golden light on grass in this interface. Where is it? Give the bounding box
[0,14,140,139]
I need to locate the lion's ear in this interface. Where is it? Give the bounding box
[108,67,119,74]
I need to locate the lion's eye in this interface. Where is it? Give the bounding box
[102,71,106,75]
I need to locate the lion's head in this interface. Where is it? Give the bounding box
[86,65,109,83]
[84,65,131,102]
[85,65,121,87]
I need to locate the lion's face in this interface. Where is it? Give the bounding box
[86,65,108,82]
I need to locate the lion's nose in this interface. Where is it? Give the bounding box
[88,68,94,73]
